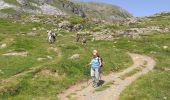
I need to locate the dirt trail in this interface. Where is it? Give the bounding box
[58,53,156,100]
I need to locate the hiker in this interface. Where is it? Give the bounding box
[47,30,56,44]
[82,36,87,45]
[93,50,103,79]
[87,50,102,88]
[76,33,80,42]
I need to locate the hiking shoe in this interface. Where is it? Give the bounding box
[92,82,95,87]
[93,84,98,88]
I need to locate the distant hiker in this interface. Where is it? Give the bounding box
[82,36,87,45]
[76,33,80,42]
[47,30,56,44]
[87,50,102,88]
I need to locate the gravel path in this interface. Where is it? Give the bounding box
[58,53,156,100]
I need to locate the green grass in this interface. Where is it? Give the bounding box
[3,0,20,6]
[117,32,170,100]
[0,18,52,34]
[0,8,18,14]
[120,67,141,80]
[120,71,170,100]
[0,17,132,99]
[69,16,85,24]
[0,12,169,100]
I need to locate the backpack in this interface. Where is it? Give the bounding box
[82,37,87,43]
[98,57,103,67]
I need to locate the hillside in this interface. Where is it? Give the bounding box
[0,1,169,99]
[0,0,132,21]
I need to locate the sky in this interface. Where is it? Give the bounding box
[80,0,170,17]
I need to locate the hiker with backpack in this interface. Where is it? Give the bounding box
[47,30,56,44]
[86,50,102,88]
[82,36,87,45]
[75,33,80,42]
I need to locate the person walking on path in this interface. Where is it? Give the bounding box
[87,50,102,88]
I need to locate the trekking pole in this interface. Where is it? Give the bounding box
[85,65,89,86]
[99,68,102,80]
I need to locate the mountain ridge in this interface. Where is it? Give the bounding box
[0,0,132,21]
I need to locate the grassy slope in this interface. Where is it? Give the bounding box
[117,14,170,100]
[0,12,169,100]
[0,16,132,99]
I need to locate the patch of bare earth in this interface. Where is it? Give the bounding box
[58,53,156,100]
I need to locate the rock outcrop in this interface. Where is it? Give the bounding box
[0,0,131,21]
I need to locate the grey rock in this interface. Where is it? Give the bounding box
[73,24,83,31]
[47,56,53,59]
[69,54,80,59]
[37,58,46,61]
[39,4,65,15]
[2,52,28,57]
[0,43,7,48]
[27,32,37,36]
[16,0,30,6]
[58,21,73,31]
[32,28,37,31]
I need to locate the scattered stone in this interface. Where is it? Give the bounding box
[0,43,6,48]
[69,54,80,59]
[47,56,53,59]
[2,52,28,57]
[39,4,65,15]
[16,0,30,6]
[48,47,58,53]
[163,96,167,100]
[117,26,170,39]
[164,68,170,71]
[0,70,4,74]
[29,15,41,23]
[73,24,83,31]
[37,58,46,61]
[126,17,149,25]
[59,21,73,31]
[27,32,37,36]
[93,29,115,40]
[32,28,37,31]
[163,46,168,49]
[59,21,83,31]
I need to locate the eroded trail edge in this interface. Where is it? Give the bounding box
[58,53,156,100]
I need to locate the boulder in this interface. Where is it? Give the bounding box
[58,21,73,31]
[59,21,83,31]
[47,56,53,59]
[73,24,83,31]
[27,32,37,36]
[32,28,37,31]
[16,0,30,6]
[69,54,80,59]
[2,52,28,57]
[0,43,7,48]
[37,58,46,61]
